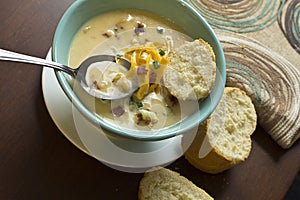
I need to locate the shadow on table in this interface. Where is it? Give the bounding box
[252,126,287,161]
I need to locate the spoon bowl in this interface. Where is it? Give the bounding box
[0,49,133,100]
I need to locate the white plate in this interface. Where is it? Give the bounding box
[41,49,196,173]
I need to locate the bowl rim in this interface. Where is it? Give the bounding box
[52,0,226,141]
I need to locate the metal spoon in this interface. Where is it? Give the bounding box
[0,48,135,100]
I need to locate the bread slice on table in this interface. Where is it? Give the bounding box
[138,167,213,200]
[163,39,216,101]
[184,87,257,174]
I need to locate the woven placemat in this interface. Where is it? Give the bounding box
[187,0,300,148]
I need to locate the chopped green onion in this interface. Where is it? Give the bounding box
[159,49,165,56]
[153,60,160,69]
[136,101,143,108]
[129,99,135,105]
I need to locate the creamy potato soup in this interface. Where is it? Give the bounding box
[68,9,195,131]
[69,10,181,67]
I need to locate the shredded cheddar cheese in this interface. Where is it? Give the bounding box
[123,46,169,100]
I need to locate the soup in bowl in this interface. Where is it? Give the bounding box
[52,0,226,140]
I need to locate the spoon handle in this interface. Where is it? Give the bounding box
[0,48,76,76]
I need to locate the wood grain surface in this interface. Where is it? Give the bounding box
[0,0,299,199]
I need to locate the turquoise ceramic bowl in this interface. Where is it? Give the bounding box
[52,0,226,141]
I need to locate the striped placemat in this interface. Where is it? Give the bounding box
[187,0,300,148]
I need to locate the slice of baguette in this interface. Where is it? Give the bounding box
[163,39,216,101]
[138,167,213,200]
[184,87,257,174]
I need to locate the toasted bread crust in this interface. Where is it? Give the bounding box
[138,167,214,200]
[185,87,257,174]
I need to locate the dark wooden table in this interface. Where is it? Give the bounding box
[1,0,299,199]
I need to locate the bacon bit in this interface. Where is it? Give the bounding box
[115,23,124,30]
[134,27,145,35]
[150,72,157,83]
[134,22,146,35]
[137,22,145,28]
[137,66,148,75]
[135,112,151,126]
[135,113,143,123]
[91,81,99,89]
[102,33,111,38]
[112,106,125,117]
